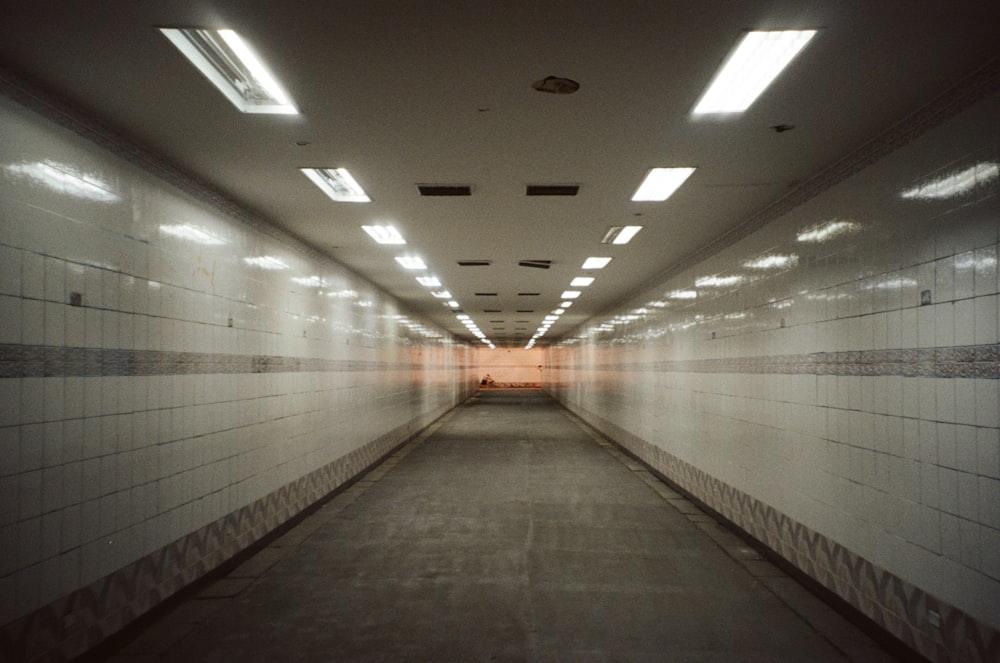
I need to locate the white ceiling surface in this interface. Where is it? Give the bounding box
[1,2,998,346]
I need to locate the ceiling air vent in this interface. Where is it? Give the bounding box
[517,292,540,297]
[526,185,579,196]
[483,309,502,313]
[457,260,492,267]
[418,184,472,196]
[517,310,534,313]
[475,292,498,297]
[518,260,551,269]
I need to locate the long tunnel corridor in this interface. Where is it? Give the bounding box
[94,391,894,661]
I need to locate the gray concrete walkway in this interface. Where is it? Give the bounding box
[104,390,896,662]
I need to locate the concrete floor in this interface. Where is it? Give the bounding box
[102,390,898,662]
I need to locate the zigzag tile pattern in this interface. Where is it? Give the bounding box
[0,404,450,663]
[565,403,1000,663]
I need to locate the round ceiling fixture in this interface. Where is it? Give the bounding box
[532,76,580,94]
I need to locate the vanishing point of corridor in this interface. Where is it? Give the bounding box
[101,391,894,662]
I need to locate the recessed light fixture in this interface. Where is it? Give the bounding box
[582,257,612,270]
[431,291,452,299]
[301,168,371,202]
[561,291,581,299]
[416,276,441,287]
[159,28,298,114]
[601,225,643,244]
[560,301,573,308]
[448,301,460,308]
[570,277,594,287]
[362,225,406,245]
[394,256,427,270]
[692,29,818,115]
[632,168,696,202]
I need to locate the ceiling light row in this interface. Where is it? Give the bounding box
[358,224,491,345]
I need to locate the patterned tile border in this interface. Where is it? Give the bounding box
[0,343,425,378]
[561,343,1000,379]
[559,400,1000,663]
[2,342,994,380]
[0,401,455,663]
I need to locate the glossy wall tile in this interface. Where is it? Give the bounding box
[0,80,479,660]
[546,73,1000,662]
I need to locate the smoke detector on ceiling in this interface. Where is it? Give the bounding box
[532,76,580,94]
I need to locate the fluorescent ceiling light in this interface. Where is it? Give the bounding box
[632,168,696,202]
[560,301,573,308]
[796,219,860,243]
[394,256,427,270]
[244,256,289,270]
[456,314,471,321]
[301,168,371,202]
[667,290,698,300]
[431,291,452,299]
[900,162,1000,200]
[601,225,643,245]
[582,257,612,270]
[448,301,460,308]
[553,309,566,315]
[561,291,581,299]
[570,277,595,287]
[362,225,406,244]
[416,276,441,287]
[159,28,297,114]
[692,29,817,115]
[159,224,226,245]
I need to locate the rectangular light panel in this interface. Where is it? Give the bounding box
[394,256,427,270]
[601,225,643,245]
[632,168,696,202]
[581,257,612,270]
[362,225,406,244]
[301,168,371,202]
[570,277,594,287]
[693,30,817,115]
[159,28,298,114]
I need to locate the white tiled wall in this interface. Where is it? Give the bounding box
[547,88,1000,638]
[0,91,478,629]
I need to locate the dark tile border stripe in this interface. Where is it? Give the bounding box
[559,343,1000,379]
[0,344,423,378]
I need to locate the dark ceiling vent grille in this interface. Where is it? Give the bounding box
[518,259,551,269]
[516,309,534,313]
[418,184,471,196]
[483,309,501,313]
[517,292,540,297]
[526,185,578,196]
[457,260,492,267]
[475,292,498,297]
